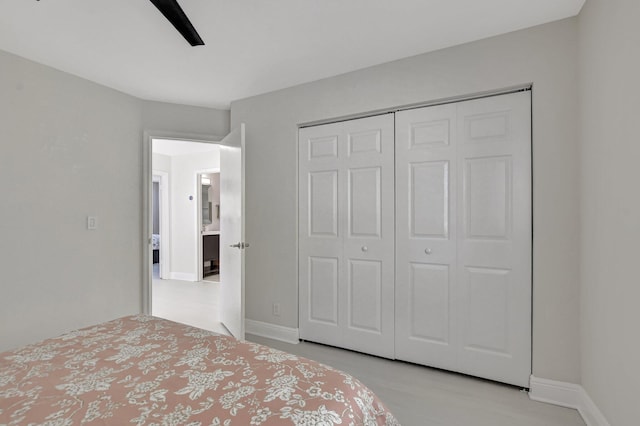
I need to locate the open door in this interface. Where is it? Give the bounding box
[219,124,246,339]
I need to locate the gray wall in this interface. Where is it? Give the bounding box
[231,18,581,383]
[0,50,230,351]
[142,100,229,139]
[579,0,640,424]
[0,50,142,350]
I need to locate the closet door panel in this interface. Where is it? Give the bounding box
[395,104,458,369]
[456,91,531,387]
[299,114,395,358]
[342,115,395,359]
[299,122,345,346]
[396,92,531,387]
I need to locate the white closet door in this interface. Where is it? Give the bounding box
[456,92,531,387]
[395,103,458,370]
[299,114,395,358]
[395,91,531,387]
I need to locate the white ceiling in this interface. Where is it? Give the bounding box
[0,0,585,109]
[153,138,220,157]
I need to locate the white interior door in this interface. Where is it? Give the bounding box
[219,124,246,339]
[299,114,395,358]
[395,91,531,387]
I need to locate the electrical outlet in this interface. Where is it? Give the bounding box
[272,303,281,317]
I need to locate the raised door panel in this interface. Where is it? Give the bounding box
[308,257,339,325]
[309,135,339,160]
[348,259,382,333]
[409,263,450,344]
[410,119,451,148]
[349,129,382,156]
[411,161,449,239]
[465,111,510,144]
[464,156,512,240]
[349,167,381,238]
[309,171,339,237]
[463,267,510,355]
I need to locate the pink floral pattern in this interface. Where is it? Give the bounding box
[0,315,399,425]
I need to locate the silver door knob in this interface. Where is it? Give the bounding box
[230,242,250,249]
[425,248,432,255]
[361,246,368,252]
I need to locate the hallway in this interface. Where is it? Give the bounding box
[152,264,229,335]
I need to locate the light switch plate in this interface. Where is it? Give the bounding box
[87,216,97,230]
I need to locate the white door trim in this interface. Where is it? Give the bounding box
[299,84,532,129]
[296,89,532,387]
[142,130,223,315]
[152,170,170,279]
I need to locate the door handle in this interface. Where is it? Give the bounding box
[229,242,251,249]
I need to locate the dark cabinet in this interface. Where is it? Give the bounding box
[203,234,220,276]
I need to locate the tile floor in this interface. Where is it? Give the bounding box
[151,264,229,335]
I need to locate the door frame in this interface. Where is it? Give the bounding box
[196,168,221,281]
[142,130,223,315]
[152,171,170,279]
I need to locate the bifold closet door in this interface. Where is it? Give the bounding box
[395,91,532,387]
[394,103,459,371]
[299,114,395,358]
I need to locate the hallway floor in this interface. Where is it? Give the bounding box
[152,264,229,335]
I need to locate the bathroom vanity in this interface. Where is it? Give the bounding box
[202,231,220,276]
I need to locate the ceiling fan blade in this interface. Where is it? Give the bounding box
[149,0,204,46]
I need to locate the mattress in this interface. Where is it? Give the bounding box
[0,315,399,425]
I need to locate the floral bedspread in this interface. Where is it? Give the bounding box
[0,315,399,425]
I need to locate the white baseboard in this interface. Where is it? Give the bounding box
[578,387,611,426]
[169,272,198,281]
[529,376,610,426]
[245,319,299,345]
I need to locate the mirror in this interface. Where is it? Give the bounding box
[202,184,212,224]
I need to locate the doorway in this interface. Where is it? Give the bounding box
[143,125,247,340]
[148,137,227,334]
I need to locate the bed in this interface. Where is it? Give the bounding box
[0,315,399,425]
